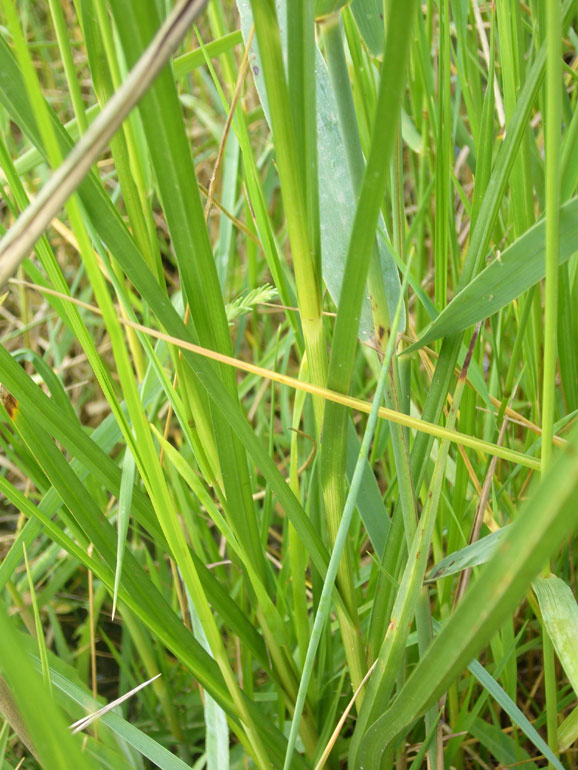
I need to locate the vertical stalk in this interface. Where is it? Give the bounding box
[542,0,561,761]
[250,1,327,428]
[250,1,370,697]
[321,8,427,707]
[283,261,412,770]
[434,0,450,312]
[541,4,561,471]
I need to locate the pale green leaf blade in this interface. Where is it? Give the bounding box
[350,0,384,57]
[467,658,562,769]
[427,528,508,581]
[407,196,578,353]
[559,703,578,750]
[534,575,578,698]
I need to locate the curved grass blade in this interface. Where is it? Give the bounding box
[427,528,508,582]
[407,195,578,353]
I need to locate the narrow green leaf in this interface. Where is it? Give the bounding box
[406,196,578,353]
[467,657,561,769]
[173,30,243,79]
[558,703,578,750]
[427,528,508,582]
[113,446,136,618]
[187,598,230,770]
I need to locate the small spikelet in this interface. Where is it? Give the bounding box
[226,284,278,326]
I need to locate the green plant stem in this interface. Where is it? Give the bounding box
[322,19,438,757]
[318,0,418,698]
[249,0,327,428]
[47,0,88,134]
[542,0,562,761]
[249,0,370,699]
[283,256,412,770]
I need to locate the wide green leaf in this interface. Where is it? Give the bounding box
[350,0,384,57]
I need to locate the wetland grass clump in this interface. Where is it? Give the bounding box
[0,1,577,768]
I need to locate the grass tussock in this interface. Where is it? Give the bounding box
[0,1,578,768]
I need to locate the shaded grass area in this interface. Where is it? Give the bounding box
[0,1,577,768]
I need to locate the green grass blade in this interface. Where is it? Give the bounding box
[427,528,508,581]
[406,196,578,353]
[534,575,578,701]
[0,32,331,581]
[468,658,561,770]
[355,422,578,768]
[0,602,99,770]
[112,446,136,618]
[349,0,384,57]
